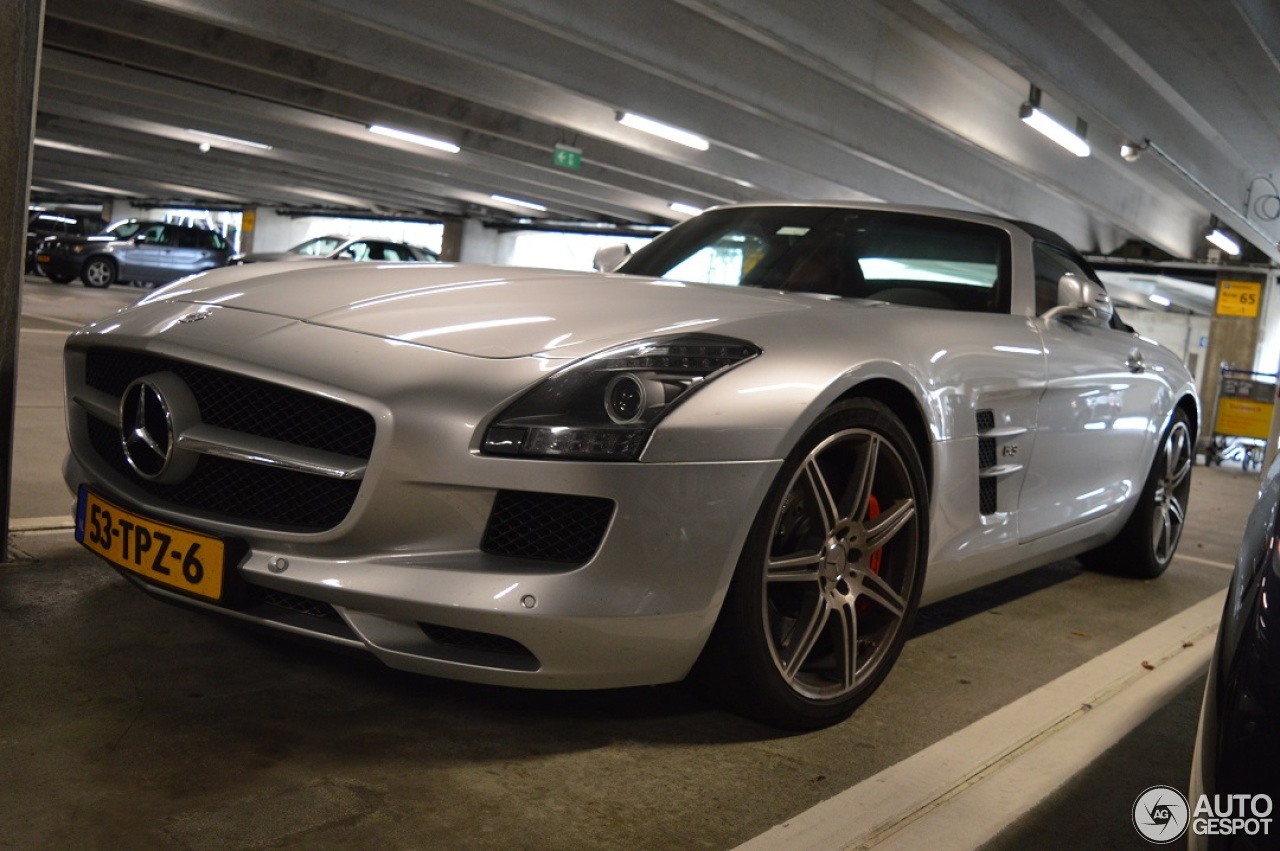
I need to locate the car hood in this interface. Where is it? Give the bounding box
[141,262,822,358]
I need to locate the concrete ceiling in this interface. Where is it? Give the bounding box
[28,0,1280,262]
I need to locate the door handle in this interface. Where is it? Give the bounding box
[1126,353,1145,373]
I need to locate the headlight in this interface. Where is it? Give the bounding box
[482,334,760,460]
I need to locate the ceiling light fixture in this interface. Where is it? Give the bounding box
[368,124,460,154]
[1148,293,1171,307]
[1207,227,1241,256]
[1120,140,1148,163]
[1019,86,1090,157]
[668,202,704,216]
[490,194,547,211]
[616,112,709,151]
[188,129,273,150]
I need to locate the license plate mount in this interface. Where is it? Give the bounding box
[76,487,227,602]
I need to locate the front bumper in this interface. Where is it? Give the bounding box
[67,452,775,688]
[37,253,86,279]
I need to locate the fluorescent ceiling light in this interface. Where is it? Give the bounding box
[34,138,119,159]
[668,202,704,216]
[617,112,709,151]
[368,124,460,154]
[1019,105,1090,157]
[1207,228,1241,256]
[188,129,272,150]
[490,194,547,211]
[1148,293,1171,307]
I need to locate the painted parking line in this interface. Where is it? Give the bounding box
[8,516,76,532]
[736,591,1224,851]
[1175,553,1236,571]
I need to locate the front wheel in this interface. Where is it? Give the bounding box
[1084,409,1193,579]
[693,399,928,730]
[81,257,117,288]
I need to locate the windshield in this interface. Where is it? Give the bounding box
[289,236,346,256]
[619,207,1012,314]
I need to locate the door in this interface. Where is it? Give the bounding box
[1017,243,1169,541]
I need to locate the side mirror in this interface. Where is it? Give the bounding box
[1044,273,1113,327]
[593,243,631,273]
[134,233,151,244]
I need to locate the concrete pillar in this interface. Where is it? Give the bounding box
[457,217,501,264]
[238,206,258,255]
[2,0,45,562]
[439,216,464,262]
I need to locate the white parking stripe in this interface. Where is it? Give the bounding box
[736,591,1224,851]
[1175,554,1236,570]
[9,516,75,532]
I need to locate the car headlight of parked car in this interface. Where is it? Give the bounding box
[482,334,760,460]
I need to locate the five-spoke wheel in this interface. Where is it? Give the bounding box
[696,399,928,729]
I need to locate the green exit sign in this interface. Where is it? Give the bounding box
[553,144,582,170]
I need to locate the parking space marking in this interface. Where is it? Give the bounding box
[9,517,75,532]
[736,591,1224,851]
[1176,554,1236,570]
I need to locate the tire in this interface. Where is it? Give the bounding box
[693,399,929,730]
[81,257,117,288]
[46,272,74,284]
[1084,409,1193,579]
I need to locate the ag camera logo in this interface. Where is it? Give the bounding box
[1133,786,1189,843]
[1132,787,1274,843]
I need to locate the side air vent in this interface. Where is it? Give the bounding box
[977,409,998,515]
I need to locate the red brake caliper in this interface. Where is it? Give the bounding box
[868,494,883,574]
[857,495,883,614]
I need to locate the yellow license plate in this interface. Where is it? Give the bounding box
[36,254,51,263]
[76,488,225,601]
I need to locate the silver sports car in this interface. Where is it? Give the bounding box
[64,203,1198,729]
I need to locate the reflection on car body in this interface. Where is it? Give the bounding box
[63,203,1198,729]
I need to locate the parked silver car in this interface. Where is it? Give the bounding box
[232,235,438,264]
[37,219,232,287]
[64,203,1197,729]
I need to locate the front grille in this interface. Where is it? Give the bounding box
[86,349,374,457]
[481,490,615,564]
[80,348,375,532]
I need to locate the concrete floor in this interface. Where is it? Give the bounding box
[2,277,1261,849]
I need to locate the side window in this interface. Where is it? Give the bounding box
[849,219,1009,313]
[1033,242,1094,316]
[141,224,169,244]
[174,228,202,248]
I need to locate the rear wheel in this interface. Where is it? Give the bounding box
[81,257,117,288]
[1084,409,1193,578]
[694,399,928,730]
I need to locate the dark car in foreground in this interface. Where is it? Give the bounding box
[233,235,438,264]
[1190,458,1280,849]
[37,220,232,287]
